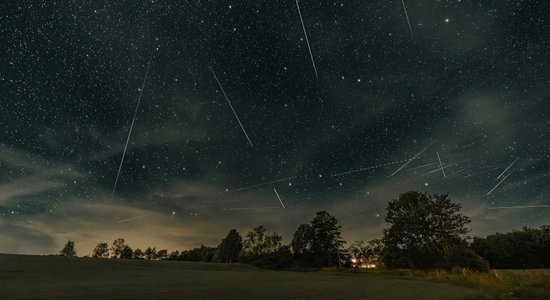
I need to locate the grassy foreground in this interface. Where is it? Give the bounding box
[0,254,545,299]
[344,268,550,299]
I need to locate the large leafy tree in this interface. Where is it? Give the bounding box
[91,242,109,258]
[472,226,550,269]
[242,226,283,257]
[59,240,76,257]
[291,224,313,259]
[111,238,131,259]
[382,191,471,269]
[215,229,243,263]
[310,211,346,267]
[291,211,346,267]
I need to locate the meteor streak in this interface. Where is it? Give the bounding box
[487,170,514,196]
[234,176,298,191]
[436,151,446,177]
[401,0,414,39]
[331,158,411,177]
[496,158,519,180]
[295,0,318,79]
[117,214,154,223]
[390,142,433,177]
[273,188,286,209]
[112,54,153,194]
[209,67,254,148]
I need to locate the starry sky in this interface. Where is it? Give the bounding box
[1,0,549,255]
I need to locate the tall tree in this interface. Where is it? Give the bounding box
[215,229,242,263]
[309,211,346,267]
[59,240,76,257]
[91,242,109,258]
[111,238,128,259]
[133,248,145,259]
[144,247,157,260]
[243,226,267,256]
[242,226,283,257]
[291,223,313,259]
[382,191,471,269]
[291,211,346,267]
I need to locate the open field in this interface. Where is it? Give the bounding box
[0,254,479,299]
[0,254,547,299]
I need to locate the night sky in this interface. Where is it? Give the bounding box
[1,0,549,255]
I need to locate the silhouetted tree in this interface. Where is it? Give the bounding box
[91,242,109,258]
[472,226,550,269]
[382,191,479,270]
[291,223,313,260]
[291,211,346,267]
[111,238,129,259]
[214,229,242,263]
[144,247,157,260]
[348,240,383,267]
[120,245,133,259]
[242,226,283,257]
[133,248,144,259]
[309,211,346,267]
[168,250,180,260]
[157,249,168,260]
[179,245,216,262]
[59,240,76,257]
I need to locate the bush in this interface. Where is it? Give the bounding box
[439,247,490,272]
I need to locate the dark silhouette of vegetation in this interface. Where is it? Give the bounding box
[348,239,383,268]
[472,226,550,269]
[240,226,292,268]
[91,243,109,258]
[178,245,216,262]
[59,240,76,257]
[132,248,144,259]
[55,191,548,273]
[291,211,346,268]
[111,238,132,259]
[144,247,157,260]
[382,191,488,271]
[214,229,242,263]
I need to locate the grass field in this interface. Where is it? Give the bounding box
[0,254,547,299]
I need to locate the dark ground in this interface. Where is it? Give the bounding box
[0,254,484,299]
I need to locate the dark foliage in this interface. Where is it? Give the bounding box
[214,229,243,263]
[59,240,76,257]
[91,242,109,258]
[110,238,130,259]
[178,245,217,262]
[382,191,485,270]
[472,226,550,269]
[291,211,346,268]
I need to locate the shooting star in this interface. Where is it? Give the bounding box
[487,169,514,196]
[488,205,549,210]
[273,188,286,209]
[331,158,411,177]
[422,163,455,176]
[464,163,507,178]
[390,142,434,177]
[209,67,253,148]
[401,0,414,39]
[295,0,318,79]
[234,176,298,192]
[436,151,446,178]
[113,54,153,194]
[117,214,154,223]
[496,158,519,180]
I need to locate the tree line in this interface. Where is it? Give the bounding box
[59,191,550,271]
